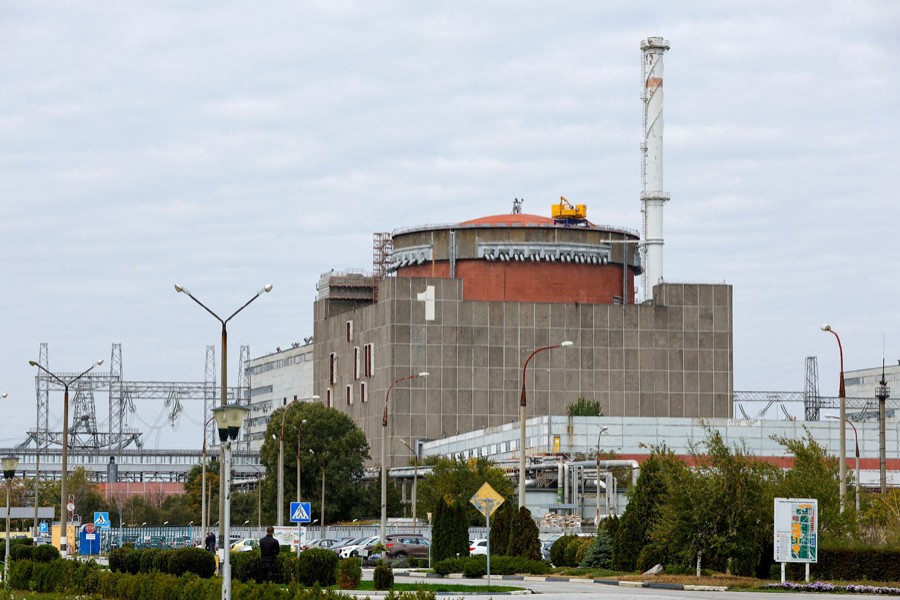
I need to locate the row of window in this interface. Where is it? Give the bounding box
[247,352,313,376]
[329,343,375,384]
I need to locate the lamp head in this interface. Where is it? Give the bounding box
[212,404,250,442]
[417,372,429,378]
[96,359,104,366]
[28,360,38,367]
[821,324,832,332]
[1,393,6,399]
[174,284,185,293]
[263,284,273,293]
[560,340,574,347]
[1,455,18,480]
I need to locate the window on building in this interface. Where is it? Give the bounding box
[360,381,367,403]
[326,388,332,408]
[329,353,337,384]
[353,346,360,380]
[346,384,353,406]
[346,320,353,341]
[364,343,375,377]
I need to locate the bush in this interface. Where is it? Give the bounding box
[463,555,487,578]
[373,563,394,590]
[433,556,466,576]
[108,546,130,573]
[579,530,612,569]
[32,544,61,562]
[433,555,549,576]
[549,535,578,567]
[563,539,582,567]
[168,547,216,578]
[231,549,261,582]
[574,537,593,565]
[336,556,362,589]
[139,548,160,572]
[153,549,173,573]
[295,548,338,587]
[11,544,32,561]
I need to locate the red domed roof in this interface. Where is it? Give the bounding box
[459,213,555,227]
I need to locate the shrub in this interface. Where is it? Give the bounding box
[463,555,487,578]
[490,555,550,575]
[574,537,593,565]
[140,547,161,572]
[11,544,32,561]
[295,548,338,587]
[506,506,541,560]
[373,563,394,590]
[32,544,61,562]
[433,556,466,576]
[108,546,130,572]
[579,530,612,569]
[336,556,362,589]
[168,547,216,578]
[8,560,33,590]
[549,535,577,567]
[563,539,582,567]
[231,549,261,582]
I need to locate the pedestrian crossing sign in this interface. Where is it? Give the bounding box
[94,512,111,529]
[289,502,311,523]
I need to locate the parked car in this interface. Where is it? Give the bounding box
[469,539,488,556]
[360,533,430,563]
[541,534,562,562]
[301,538,340,551]
[335,535,379,558]
[231,538,259,552]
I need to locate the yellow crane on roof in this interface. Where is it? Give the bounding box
[551,197,588,224]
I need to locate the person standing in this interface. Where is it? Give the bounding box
[259,526,280,583]
[204,531,216,553]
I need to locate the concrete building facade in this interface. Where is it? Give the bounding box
[314,213,734,469]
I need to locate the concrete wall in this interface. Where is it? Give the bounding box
[314,278,733,469]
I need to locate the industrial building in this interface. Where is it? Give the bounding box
[312,37,735,470]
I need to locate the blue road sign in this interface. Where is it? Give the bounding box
[39,521,48,533]
[94,512,111,529]
[289,502,311,523]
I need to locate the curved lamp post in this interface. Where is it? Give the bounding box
[381,372,428,544]
[3,455,19,589]
[821,324,847,512]
[175,283,272,545]
[212,403,250,600]
[28,358,103,554]
[519,341,573,508]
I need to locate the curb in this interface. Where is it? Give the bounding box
[395,571,729,592]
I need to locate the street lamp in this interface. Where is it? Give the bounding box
[3,455,19,589]
[212,403,250,600]
[519,341,573,508]
[176,283,272,545]
[827,415,861,512]
[248,464,262,530]
[398,439,419,533]
[28,358,103,554]
[381,372,429,543]
[821,324,847,512]
[595,426,609,525]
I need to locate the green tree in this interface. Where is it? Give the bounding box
[184,460,220,525]
[259,402,369,524]
[772,428,856,542]
[488,501,515,556]
[611,446,681,571]
[417,457,514,525]
[580,529,613,569]
[506,506,540,560]
[566,398,602,417]
[431,497,463,562]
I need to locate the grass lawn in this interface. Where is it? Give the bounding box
[353,580,523,593]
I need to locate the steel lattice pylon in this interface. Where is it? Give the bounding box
[804,356,820,421]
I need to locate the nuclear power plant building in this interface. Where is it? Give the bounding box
[313,209,734,468]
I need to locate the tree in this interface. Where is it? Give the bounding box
[772,428,856,542]
[506,506,540,560]
[184,460,220,525]
[259,402,369,524]
[580,529,613,569]
[611,446,681,571]
[566,397,602,417]
[431,497,469,562]
[416,457,514,525]
[488,501,515,556]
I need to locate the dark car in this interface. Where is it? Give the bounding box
[361,533,430,563]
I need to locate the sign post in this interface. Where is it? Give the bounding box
[470,482,505,590]
[289,501,312,558]
[774,498,818,583]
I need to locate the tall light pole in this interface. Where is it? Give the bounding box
[875,365,890,494]
[827,415,861,512]
[399,439,418,533]
[381,372,429,544]
[212,403,250,600]
[595,426,608,526]
[28,358,103,554]
[3,455,19,589]
[519,341,573,508]
[175,282,272,546]
[296,419,308,505]
[821,324,847,512]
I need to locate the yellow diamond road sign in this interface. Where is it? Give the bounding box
[470,482,505,518]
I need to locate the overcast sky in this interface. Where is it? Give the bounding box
[2,1,897,450]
